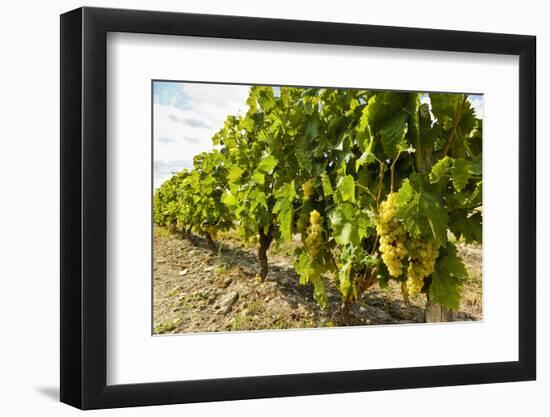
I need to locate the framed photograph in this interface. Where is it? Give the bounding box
[60,6,536,410]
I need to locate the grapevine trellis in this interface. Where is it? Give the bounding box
[154,86,482,321]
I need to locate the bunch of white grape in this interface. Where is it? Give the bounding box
[301,178,315,200]
[405,239,439,295]
[376,193,441,295]
[305,210,324,257]
[375,193,408,277]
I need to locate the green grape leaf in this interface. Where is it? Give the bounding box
[337,175,356,203]
[249,189,268,211]
[469,119,483,156]
[252,112,264,130]
[357,104,371,133]
[396,174,448,245]
[367,92,409,131]
[380,112,408,159]
[273,181,296,241]
[275,181,296,201]
[329,203,370,246]
[429,156,453,183]
[429,244,468,311]
[470,159,482,176]
[258,92,276,112]
[458,102,477,137]
[251,171,265,185]
[295,251,312,285]
[451,158,473,191]
[449,211,482,244]
[320,172,333,197]
[294,135,314,171]
[356,105,373,150]
[327,115,347,138]
[294,251,328,309]
[257,154,279,174]
[221,190,238,207]
[305,116,320,140]
[338,261,353,300]
[275,201,293,240]
[429,94,463,129]
[430,94,477,155]
[310,275,328,309]
[228,165,245,182]
[241,115,254,132]
[355,149,377,172]
[453,181,482,209]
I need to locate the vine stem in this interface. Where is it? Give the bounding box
[376,162,385,207]
[390,151,402,193]
[369,234,379,255]
[293,203,304,213]
[328,248,339,271]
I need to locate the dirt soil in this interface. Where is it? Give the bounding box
[153,227,482,334]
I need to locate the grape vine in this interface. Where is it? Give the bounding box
[154,86,483,319]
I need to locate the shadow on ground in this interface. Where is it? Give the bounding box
[35,386,59,401]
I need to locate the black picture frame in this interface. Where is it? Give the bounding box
[60,6,536,410]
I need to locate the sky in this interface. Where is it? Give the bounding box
[468,94,484,118]
[153,82,484,188]
[153,82,250,188]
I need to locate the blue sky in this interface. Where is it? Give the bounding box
[153,82,483,187]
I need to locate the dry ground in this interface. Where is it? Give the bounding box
[153,227,482,334]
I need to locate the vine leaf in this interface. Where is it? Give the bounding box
[258,91,276,112]
[257,154,278,174]
[294,251,328,308]
[251,171,265,185]
[429,244,468,310]
[396,173,448,245]
[430,94,463,129]
[380,113,408,159]
[338,261,353,300]
[273,181,296,241]
[249,189,268,212]
[449,211,482,244]
[451,158,473,192]
[329,203,370,246]
[320,172,333,197]
[355,135,377,172]
[355,105,372,150]
[429,156,453,183]
[221,190,238,207]
[337,175,356,203]
[228,165,245,182]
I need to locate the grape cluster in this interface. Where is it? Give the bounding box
[375,193,408,277]
[301,179,315,200]
[405,239,439,295]
[305,210,324,257]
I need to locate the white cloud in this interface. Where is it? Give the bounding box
[468,95,484,119]
[154,83,250,188]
